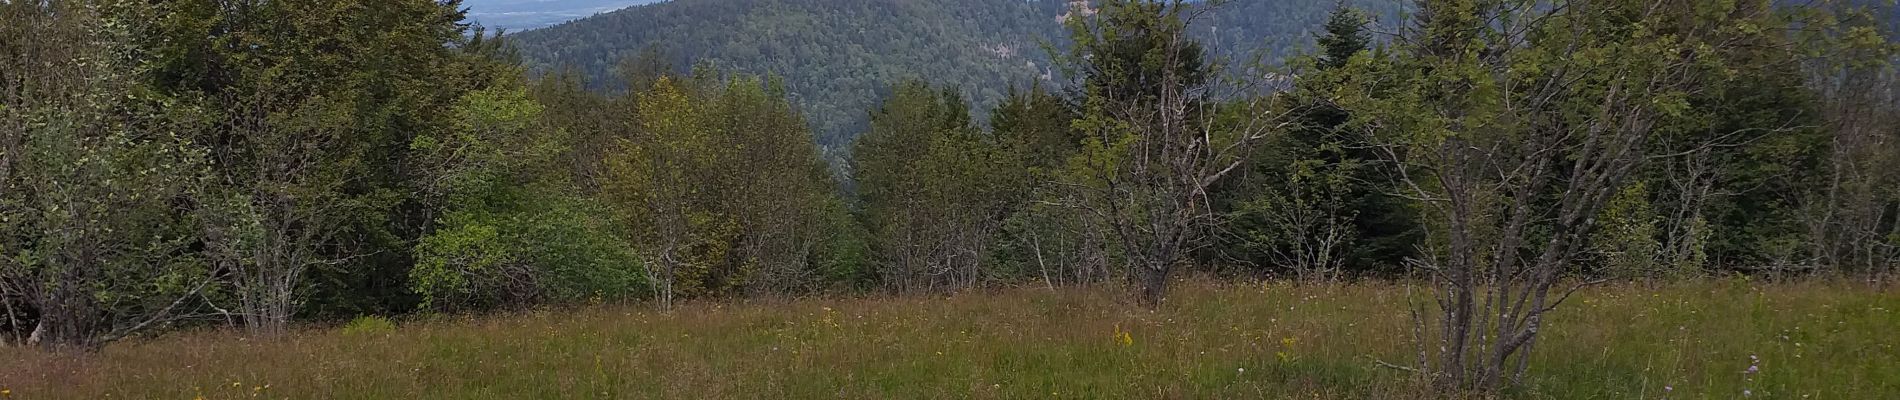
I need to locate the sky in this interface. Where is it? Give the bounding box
[461,0,667,32]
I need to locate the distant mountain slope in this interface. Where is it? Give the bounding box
[463,0,666,31]
[508,0,1405,149]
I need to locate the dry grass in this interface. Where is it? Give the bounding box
[1,278,1894,399]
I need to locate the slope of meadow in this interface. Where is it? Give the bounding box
[2,279,1895,399]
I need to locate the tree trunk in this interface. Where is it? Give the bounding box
[1135,265,1170,307]
[31,306,93,350]
[32,275,104,350]
[25,320,44,348]
[1,288,19,346]
[256,290,293,337]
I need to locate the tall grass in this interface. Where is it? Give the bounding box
[1,279,1893,399]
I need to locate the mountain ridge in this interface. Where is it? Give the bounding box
[507,0,1406,149]
[464,0,667,31]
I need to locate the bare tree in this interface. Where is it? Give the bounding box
[853,82,1013,294]
[1061,0,1296,305]
[196,89,361,337]
[1352,0,1791,390]
[1654,148,1715,274]
[1243,172,1357,282]
[1800,6,1900,277]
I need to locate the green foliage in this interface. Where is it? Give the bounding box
[339,315,397,337]
[412,80,644,312]
[1315,5,1372,70]
[1321,0,1855,390]
[811,196,876,291]
[853,81,1018,292]
[603,77,731,301]
[1066,0,1208,105]
[410,214,509,310]
[1060,0,1258,304]
[0,0,215,348]
[985,85,1111,285]
[1673,51,1828,270]
[412,199,643,312]
[1214,4,1418,279]
[594,71,850,301]
[992,84,1083,173]
[140,0,492,329]
[1589,182,1671,280]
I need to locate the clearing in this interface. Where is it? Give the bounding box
[2,279,1895,399]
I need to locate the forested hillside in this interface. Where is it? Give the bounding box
[511,0,1064,150]
[509,0,1405,151]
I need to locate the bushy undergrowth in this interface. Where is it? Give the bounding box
[338,316,398,337]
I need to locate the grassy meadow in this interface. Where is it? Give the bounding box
[2,279,1895,399]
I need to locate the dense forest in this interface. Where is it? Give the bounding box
[507,0,1410,154]
[4,0,1899,394]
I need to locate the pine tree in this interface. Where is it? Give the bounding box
[1216,4,1417,280]
[1316,4,1371,70]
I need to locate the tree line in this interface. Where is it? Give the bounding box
[4,0,1897,393]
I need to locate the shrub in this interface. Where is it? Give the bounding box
[339,315,397,336]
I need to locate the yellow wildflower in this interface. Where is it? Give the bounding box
[1277,337,1300,362]
[1113,325,1134,347]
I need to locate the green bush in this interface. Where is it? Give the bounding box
[340,315,397,336]
[411,198,645,312]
